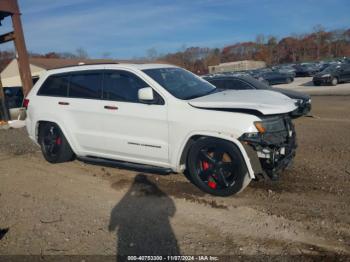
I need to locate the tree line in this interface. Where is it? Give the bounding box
[158,26,350,74]
[0,26,349,75]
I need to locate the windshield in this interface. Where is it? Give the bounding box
[321,64,340,73]
[143,67,216,100]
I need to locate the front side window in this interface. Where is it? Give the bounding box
[103,71,149,103]
[37,75,69,97]
[69,73,102,99]
[143,68,216,100]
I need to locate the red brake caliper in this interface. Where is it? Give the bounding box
[55,137,62,145]
[202,161,210,170]
[202,161,217,189]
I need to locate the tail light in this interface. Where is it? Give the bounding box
[23,98,30,109]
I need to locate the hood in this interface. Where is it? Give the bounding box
[271,87,310,101]
[189,90,298,115]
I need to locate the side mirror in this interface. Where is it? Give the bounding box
[138,87,154,102]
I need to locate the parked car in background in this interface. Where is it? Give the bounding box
[203,74,311,117]
[316,62,331,72]
[25,63,299,196]
[3,87,25,120]
[255,71,294,85]
[272,65,296,77]
[293,63,319,77]
[313,63,350,86]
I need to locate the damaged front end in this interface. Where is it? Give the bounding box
[239,115,297,180]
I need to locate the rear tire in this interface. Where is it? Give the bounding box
[39,122,75,163]
[187,137,251,197]
[286,78,292,84]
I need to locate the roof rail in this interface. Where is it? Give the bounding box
[49,62,120,70]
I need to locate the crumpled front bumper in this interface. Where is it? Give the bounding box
[313,76,332,85]
[239,117,297,179]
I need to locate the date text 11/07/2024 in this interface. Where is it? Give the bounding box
[126,255,219,261]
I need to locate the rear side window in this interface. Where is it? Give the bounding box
[103,71,148,103]
[69,73,102,99]
[37,75,69,97]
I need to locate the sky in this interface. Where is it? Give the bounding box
[1,0,349,59]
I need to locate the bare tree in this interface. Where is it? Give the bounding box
[146,47,158,61]
[75,47,89,59]
[313,24,325,59]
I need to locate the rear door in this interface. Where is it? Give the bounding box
[59,70,106,153]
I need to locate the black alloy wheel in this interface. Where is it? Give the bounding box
[187,137,251,196]
[39,123,75,163]
[41,125,62,158]
[196,147,236,190]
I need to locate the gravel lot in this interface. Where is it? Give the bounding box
[0,85,349,259]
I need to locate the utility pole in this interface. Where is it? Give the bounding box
[0,0,33,121]
[10,0,32,97]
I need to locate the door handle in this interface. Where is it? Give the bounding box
[58,101,69,105]
[104,105,118,110]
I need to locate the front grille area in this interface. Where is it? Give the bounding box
[240,115,297,177]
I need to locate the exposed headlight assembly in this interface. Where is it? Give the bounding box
[254,116,286,134]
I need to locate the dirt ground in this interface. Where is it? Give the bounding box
[0,95,350,259]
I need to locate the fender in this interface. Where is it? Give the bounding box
[33,117,81,155]
[175,131,255,179]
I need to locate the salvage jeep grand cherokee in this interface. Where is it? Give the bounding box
[25,64,298,196]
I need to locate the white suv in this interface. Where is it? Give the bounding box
[25,64,298,196]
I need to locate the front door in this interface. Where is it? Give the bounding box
[95,70,169,166]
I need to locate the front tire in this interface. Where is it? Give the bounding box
[331,77,338,86]
[187,137,251,196]
[39,122,75,163]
